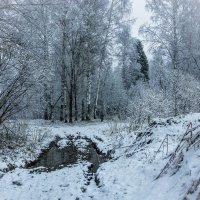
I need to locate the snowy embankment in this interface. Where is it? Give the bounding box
[0,114,200,200]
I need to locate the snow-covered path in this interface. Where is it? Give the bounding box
[1,114,200,200]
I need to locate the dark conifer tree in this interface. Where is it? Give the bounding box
[136,40,149,81]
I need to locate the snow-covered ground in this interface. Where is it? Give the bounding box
[0,113,200,200]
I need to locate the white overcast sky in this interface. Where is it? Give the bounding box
[130,0,152,56]
[131,0,151,39]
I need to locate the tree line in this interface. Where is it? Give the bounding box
[0,0,200,126]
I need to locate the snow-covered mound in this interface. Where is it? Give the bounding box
[0,113,200,200]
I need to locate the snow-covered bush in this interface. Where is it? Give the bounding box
[0,121,50,149]
[107,120,127,135]
[0,121,29,148]
[127,82,170,126]
[127,69,200,125]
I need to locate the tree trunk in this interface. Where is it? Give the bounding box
[43,84,49,120]
[82,99,85,121]
[42,5,52,121]
[94,105,97,119]
[94,0,114,120]
[64,102,68,123]
[74,53,79,121]
[60,75,65,121]
[49,87,54,122]
[74,83,78,121]
[100,101,105,122]
[86,67,92,121]
[69,63,74,123]
[60,21,67,122]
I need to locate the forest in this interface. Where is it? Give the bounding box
[1,0,200,199]
[1,0,199,126]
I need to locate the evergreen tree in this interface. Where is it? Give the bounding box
[136,40,149,81]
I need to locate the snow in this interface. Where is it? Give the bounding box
[0,113,200,199]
